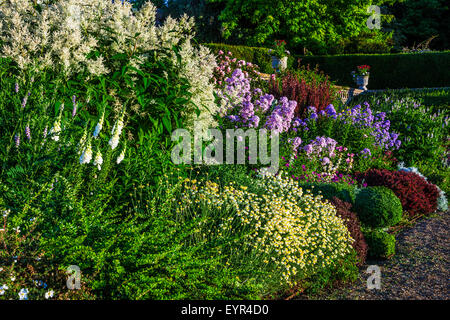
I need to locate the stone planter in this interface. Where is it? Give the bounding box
[355,74,369,90]
[271,56,288,72]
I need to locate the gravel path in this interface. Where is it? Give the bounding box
[304,210,449,300]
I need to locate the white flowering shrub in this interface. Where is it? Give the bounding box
[0,0,218,131]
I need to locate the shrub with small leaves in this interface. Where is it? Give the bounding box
[354,186,403,228]
[364,229,396,259]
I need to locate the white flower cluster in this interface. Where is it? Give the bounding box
[109,112,125,150]
[0,0,218,131]
[78,110,127,168]
[79,140,93,165]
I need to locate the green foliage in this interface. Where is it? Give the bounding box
[298,252,359,295]
[0,202,95,300]
[335,31,394,54]
[354,186,403,227]
[164,0,226,43]
[414,162,450,196]
[352,93,449,167]
[390,0,450,51]
[363,229,396,259]
[352,88,450,112]
[297,51,450,89]
[209,0,396,55]
[299,182,357,204]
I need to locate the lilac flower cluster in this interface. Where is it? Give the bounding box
[255,94,274,113]
[264,97,297,134]
[217,68,258,127]
[343,103,401,150]
[303,136,338,159]
[217,68,297,131]
[360,148,371,159]
[303,103,401,151]
[25,126,31,141]
[288,136,302,152]
[218,69,259,127]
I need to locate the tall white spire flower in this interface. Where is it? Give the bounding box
[116,146,126,164]
[49,119,61,141]
[93,111,104,138]
[93,149,103,171]
[108,111,124,150]
[79,139,93,164]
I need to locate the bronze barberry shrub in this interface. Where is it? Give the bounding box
[356,169,439,217]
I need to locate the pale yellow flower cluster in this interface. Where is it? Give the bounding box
[178,174,354,286]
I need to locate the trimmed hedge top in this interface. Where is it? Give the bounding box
[297,51,450,89]
[204,43,450,89]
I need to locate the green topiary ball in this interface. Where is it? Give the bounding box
[354,186,403,227]
[364,229,396,259]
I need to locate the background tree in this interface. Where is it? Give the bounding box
[165,0,226,42]
[389,0,449,50]
[204,0,399,54]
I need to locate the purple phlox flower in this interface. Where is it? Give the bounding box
[255,94,274,113]
[264,97,296,133]
[21,93,30,109]
[228,115,240,122]
[304,144,313,155]
[307,106,317,113]
[265,112,284,133]
[289,136,302,151]
[25,126,31,141]
[14,134,20,148]
[360,148,371,158]
[72,95,77,117]
[292,117,302,127]
[325,104,336,116]
[249,115,260,128]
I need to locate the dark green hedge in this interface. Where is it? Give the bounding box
[204,43,450,89]
[297,51,450,89]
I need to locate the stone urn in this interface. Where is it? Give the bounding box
[271,56,288,72]
[354,74,369,90]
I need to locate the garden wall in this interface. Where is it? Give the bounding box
[205,43,450,89]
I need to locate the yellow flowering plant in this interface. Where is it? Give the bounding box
[178,173,356,293]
